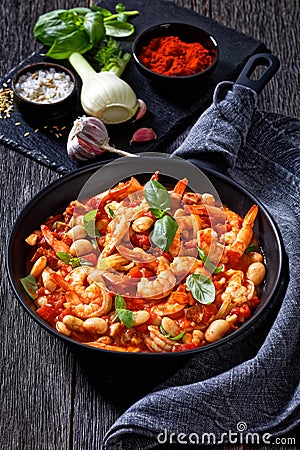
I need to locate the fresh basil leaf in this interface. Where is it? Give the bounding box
[150,215,178,252]
[108,207,115,218]
[104,21,135,38]
[20,274,38,300]
[56,252,93,268]
[84,210,101,238]
[144,180,172,212]
[83,11,105,45]
[115,294,134,328]
[116,3,126,13]
[68,7,91,15]
[149,208,165,219]
[46,30,93,59]
[186,273,215,305]
[198,246,224,274]
[34,10,78,46]
[90,5,113,17]
[116,309,134,329]
[115,293,126,310]
[245,243,257,254]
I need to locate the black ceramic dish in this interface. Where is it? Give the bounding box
[132,22,219,86]
[12,62,77,124]
[7,53,284,362]
[7,155,285,359]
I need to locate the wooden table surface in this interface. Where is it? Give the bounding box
[1,1,299,449]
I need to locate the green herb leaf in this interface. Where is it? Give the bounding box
[198,247,224,274]
[83,11,105,45]
[115,293,126,310]
[108,207,115,218]
[149,208,165,219]
[170,330,185,341]
[144,180,172,212]
[159,325,185,341]
[150,215,178,252]
[46,30,94,59]
[245,243,257,254]
[84,209,100,238]
[115,294,134,328]
[186,273,215,305]
[104,21,135,38]
[34,10,77,47]
[57,252,93,268]
[20,274,38,300]
[90,5,113,17]
[116,3,126,13]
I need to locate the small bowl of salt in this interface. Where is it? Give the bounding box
[12,62,77,124]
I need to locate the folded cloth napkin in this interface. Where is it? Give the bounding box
[102,82,300,449]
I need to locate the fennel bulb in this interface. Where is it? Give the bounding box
[69,52,139,124]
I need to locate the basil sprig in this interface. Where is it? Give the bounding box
[108,207,115,218]
[198,247,224,274]
[144,180,178,252]
[159,325,185,341]
[20,274,38,300]
[115,294,134,329]
[57,252,93,268]
[34,4,139,60]
[186,273,215,305]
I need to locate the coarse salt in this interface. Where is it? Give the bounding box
[15,68,74,104]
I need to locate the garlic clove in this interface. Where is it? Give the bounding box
[130,127,157,144]
[132,99,147,122]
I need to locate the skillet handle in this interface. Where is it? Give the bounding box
[235,53,280,94]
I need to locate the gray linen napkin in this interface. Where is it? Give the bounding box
[102,82,300,449]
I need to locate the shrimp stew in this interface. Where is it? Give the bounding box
[21,173,266,353]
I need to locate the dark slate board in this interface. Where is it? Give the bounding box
[0,0,266,174]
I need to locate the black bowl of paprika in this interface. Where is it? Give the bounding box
[132,22,219,86]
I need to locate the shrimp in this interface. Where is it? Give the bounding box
[98,177,143,211]
[70,283,112,319]
[52,269,112,319]
[227,205,258,262]
[170,256,196,278]
[137,270,176,299]
[41,225,70,253]
[143,325,174,352]
[214,270,247,319]
[198,228,225,265]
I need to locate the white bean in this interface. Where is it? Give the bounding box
[82,318,108,335]
[133,310,150,326]
[30,256,47,278]
[161,317,181,337]
[67,225,87,241]
[246,262,266,286]
[132,216,154,233]
[205,319,230,343]
[70,239,93,256]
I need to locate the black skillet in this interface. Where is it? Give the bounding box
[6,53,288,403]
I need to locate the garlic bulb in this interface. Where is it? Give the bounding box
[69,52,139,124]
[67,115,138,161]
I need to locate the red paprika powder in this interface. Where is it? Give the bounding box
[139,35,215,77]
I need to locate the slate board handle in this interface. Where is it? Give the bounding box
[235,52,280,94]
